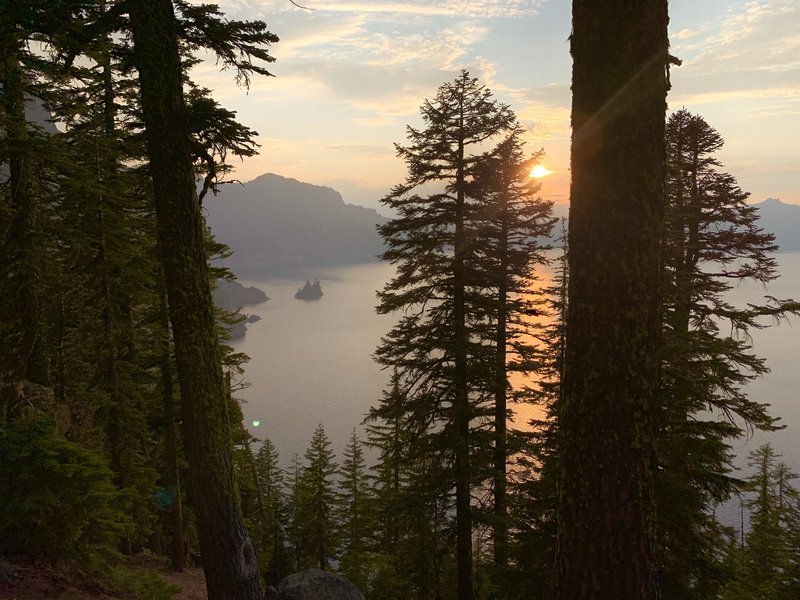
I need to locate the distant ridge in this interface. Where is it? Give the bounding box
[753,198,800,252]
[205,173,389,277]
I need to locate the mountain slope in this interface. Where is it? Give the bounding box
[754,198,800,252]
[205,173,388,277]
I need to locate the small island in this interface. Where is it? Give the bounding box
[295,278,324,300]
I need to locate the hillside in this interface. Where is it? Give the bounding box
[205,173,389,277]
[753,198,800,252]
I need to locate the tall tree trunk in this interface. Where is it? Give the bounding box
[453,134,474,600]
[0,16,47,414]
[493,198,509,568]
[128,2,259,598]
[96,42,125,480]
[553,1,669,598]
[159,279,186,572]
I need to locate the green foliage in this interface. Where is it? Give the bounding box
[656,109,798,595]
[0,417,126,564]
[252,437,292,585]
[338,428,374,591]
[90,558,178,600]
[1,2,275,586]
[290,424,340,570]
[721,444,800,599]
[375,71,557,594]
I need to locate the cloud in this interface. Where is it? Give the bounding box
[669,0,800,119]
[324,142,393,154]
[224,0,546,19]
[672,28,699,40]
[675,0,800,74]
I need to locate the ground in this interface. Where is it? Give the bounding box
[0,555,207,600]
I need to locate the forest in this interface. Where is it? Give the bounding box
[1,1,799,599]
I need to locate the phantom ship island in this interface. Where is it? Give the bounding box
[294,278,323,300]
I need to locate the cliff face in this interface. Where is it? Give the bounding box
[205,173,389,277]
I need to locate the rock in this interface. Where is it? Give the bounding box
[263,585,280,600]
[276,569,364,600]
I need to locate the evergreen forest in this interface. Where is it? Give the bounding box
[1,1,798,599]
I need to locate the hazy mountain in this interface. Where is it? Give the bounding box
[205,173,389,277]
[754,198,800,252]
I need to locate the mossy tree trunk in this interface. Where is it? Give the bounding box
[552,1,669,598]
[158,278,186,572]
[128,1,259,598]
[0,10,48,415]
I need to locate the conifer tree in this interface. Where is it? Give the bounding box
[469,126,555,568]
[0,0,90,412]
[721,444,800,599]
[253,437,291,584]
[126,1,274,596]
[338,428,374,591]
[554,1,670,596]
[376,70,513,600]
[503,223,568,600]
[365,371,415,597]
[287,452,304,570]
[294,424,340,570]
[1,0,277,586]
[656,109,798,595]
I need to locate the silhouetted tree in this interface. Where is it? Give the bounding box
[338,428,374,590]
[470,127,556,569]
[376,70,513,600]
[656,108,798,596]
[553,1,670,597]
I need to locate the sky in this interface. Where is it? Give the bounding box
[190,0,800,211]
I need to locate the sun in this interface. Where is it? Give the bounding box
[529,165,553,178]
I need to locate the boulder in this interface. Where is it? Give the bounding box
[263,586,280,600]
[276,569,364,600]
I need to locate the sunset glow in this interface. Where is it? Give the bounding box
[530,165,553,178]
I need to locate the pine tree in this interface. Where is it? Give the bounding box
[0,0,278,585]
[365,371,414,598]
[293,424,340,571]
[721,444,800,599]
[376,70,513,600]
[656,109,798,596]
[503,223,568,600]
[554,1,670,597]
[469,126,556,569]
[338,428,374,591]
[287,452,304,571]
[0,0,90,412]
[253,437,291,585]
[126,1,273,596]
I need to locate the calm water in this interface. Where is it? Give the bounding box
[234,263,397,460]
[234,256,800,495]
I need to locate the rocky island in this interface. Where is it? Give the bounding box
[295,278,323,300]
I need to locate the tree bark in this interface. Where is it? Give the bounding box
[493,193,509,568]
[553,1,669,598]
[128,1,259,597]
[0,13,48,408]
[158,279,186,572]
[453,133,474,600]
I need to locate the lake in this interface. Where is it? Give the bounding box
[234,262,398,460]
[233,255,800,501]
